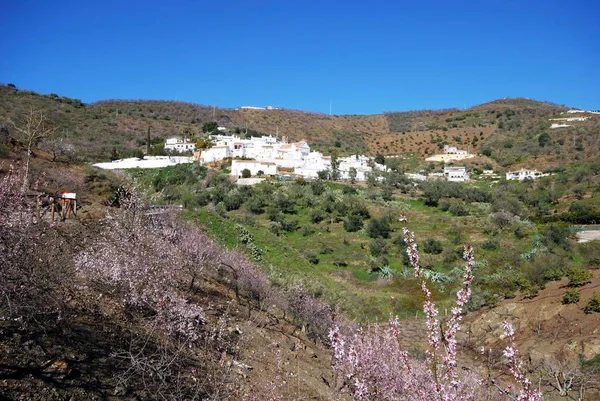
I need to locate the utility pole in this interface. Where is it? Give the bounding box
[146,127,151,155]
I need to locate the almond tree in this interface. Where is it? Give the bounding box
[7,109,56,190]
[329,214,541,401]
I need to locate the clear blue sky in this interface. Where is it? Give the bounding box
[2,0,599,114]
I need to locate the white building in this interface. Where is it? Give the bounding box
[444,145,468,155]
[506,169,544,181]
[444,166,469,182]
[200,146,232,163]
[550,123,573,129]
[231,160,277,177]
[164,137,196,153]
[95,156,193,170]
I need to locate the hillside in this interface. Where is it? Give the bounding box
[1,115,600,399]
[2,85,598,171]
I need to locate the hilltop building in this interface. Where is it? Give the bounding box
[164,137,196,153]
[443,145,468,155]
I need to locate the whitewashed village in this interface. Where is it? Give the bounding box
[95,131,551,183]
[94,105,599,183]
[96,130,389,182]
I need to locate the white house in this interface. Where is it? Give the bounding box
[444,166,469,182]
[444,145,468,155]
[231,160,277,177]
[200,146,231,163]
[164,137,196,153]
[506,169,544,181]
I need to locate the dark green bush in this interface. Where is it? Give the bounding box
[281,219,298,232]
[583,294,600,314]
[481,240,499,251]
[567,268,593,287]
[369,238,388,257]
[0,144,10,158]
[423,238,443,254]
[544,267,565,281]
[301,251,319,265]
[562,289,580,304]
[344,215,364,232]
[224,191,244,211]
[333,257,348,267]
[319,244,334,255]
[245,197,265,214]
[366,218,390,239]
[309,208,327,224]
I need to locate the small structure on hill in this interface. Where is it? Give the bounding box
[505,168,544,181]
[550,123,573,129]
[443,166,469,182]
[231,160,277,178]
[443,145,468,155]
[164,137,196,153]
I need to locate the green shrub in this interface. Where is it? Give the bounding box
[423,238,443,255]
[309,208,326,224]
[562,289,580,304]
[266,206,283,222]
[245,197,264,214]
[269,221,282,236]
[517,278,540,299]
[544,267,565,281]
[333,257,348,267]
[583,294,600,314]
[281,219,298,232]
[342,185,358,195]
[366,218,390,239]
[448,201,469,216]
[343,214,363,232]
[0,144,10,158]
[310,180,325,196]
[300,225,315,237]
[241,168,251,178]
[369,238,388,257]
[481,240,499,251]
[567,268,593,287]
[319,244,334,255]
[224,192,244,211]
[301,251,319,265]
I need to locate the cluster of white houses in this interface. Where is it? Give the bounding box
[161,135,547,183]
[167,134,387,181]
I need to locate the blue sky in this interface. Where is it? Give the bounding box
[1,0,599,114]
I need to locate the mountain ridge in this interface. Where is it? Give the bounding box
[1,84,597,171]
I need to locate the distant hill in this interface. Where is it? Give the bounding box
[1,85,598,169]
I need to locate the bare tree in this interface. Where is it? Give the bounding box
[8,109,56,190]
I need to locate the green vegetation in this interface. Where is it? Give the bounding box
[562,289,580,304]
[6,86,597,320]
[583,293,600,314]
[567,268,593,287]
[127,159,599,319]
